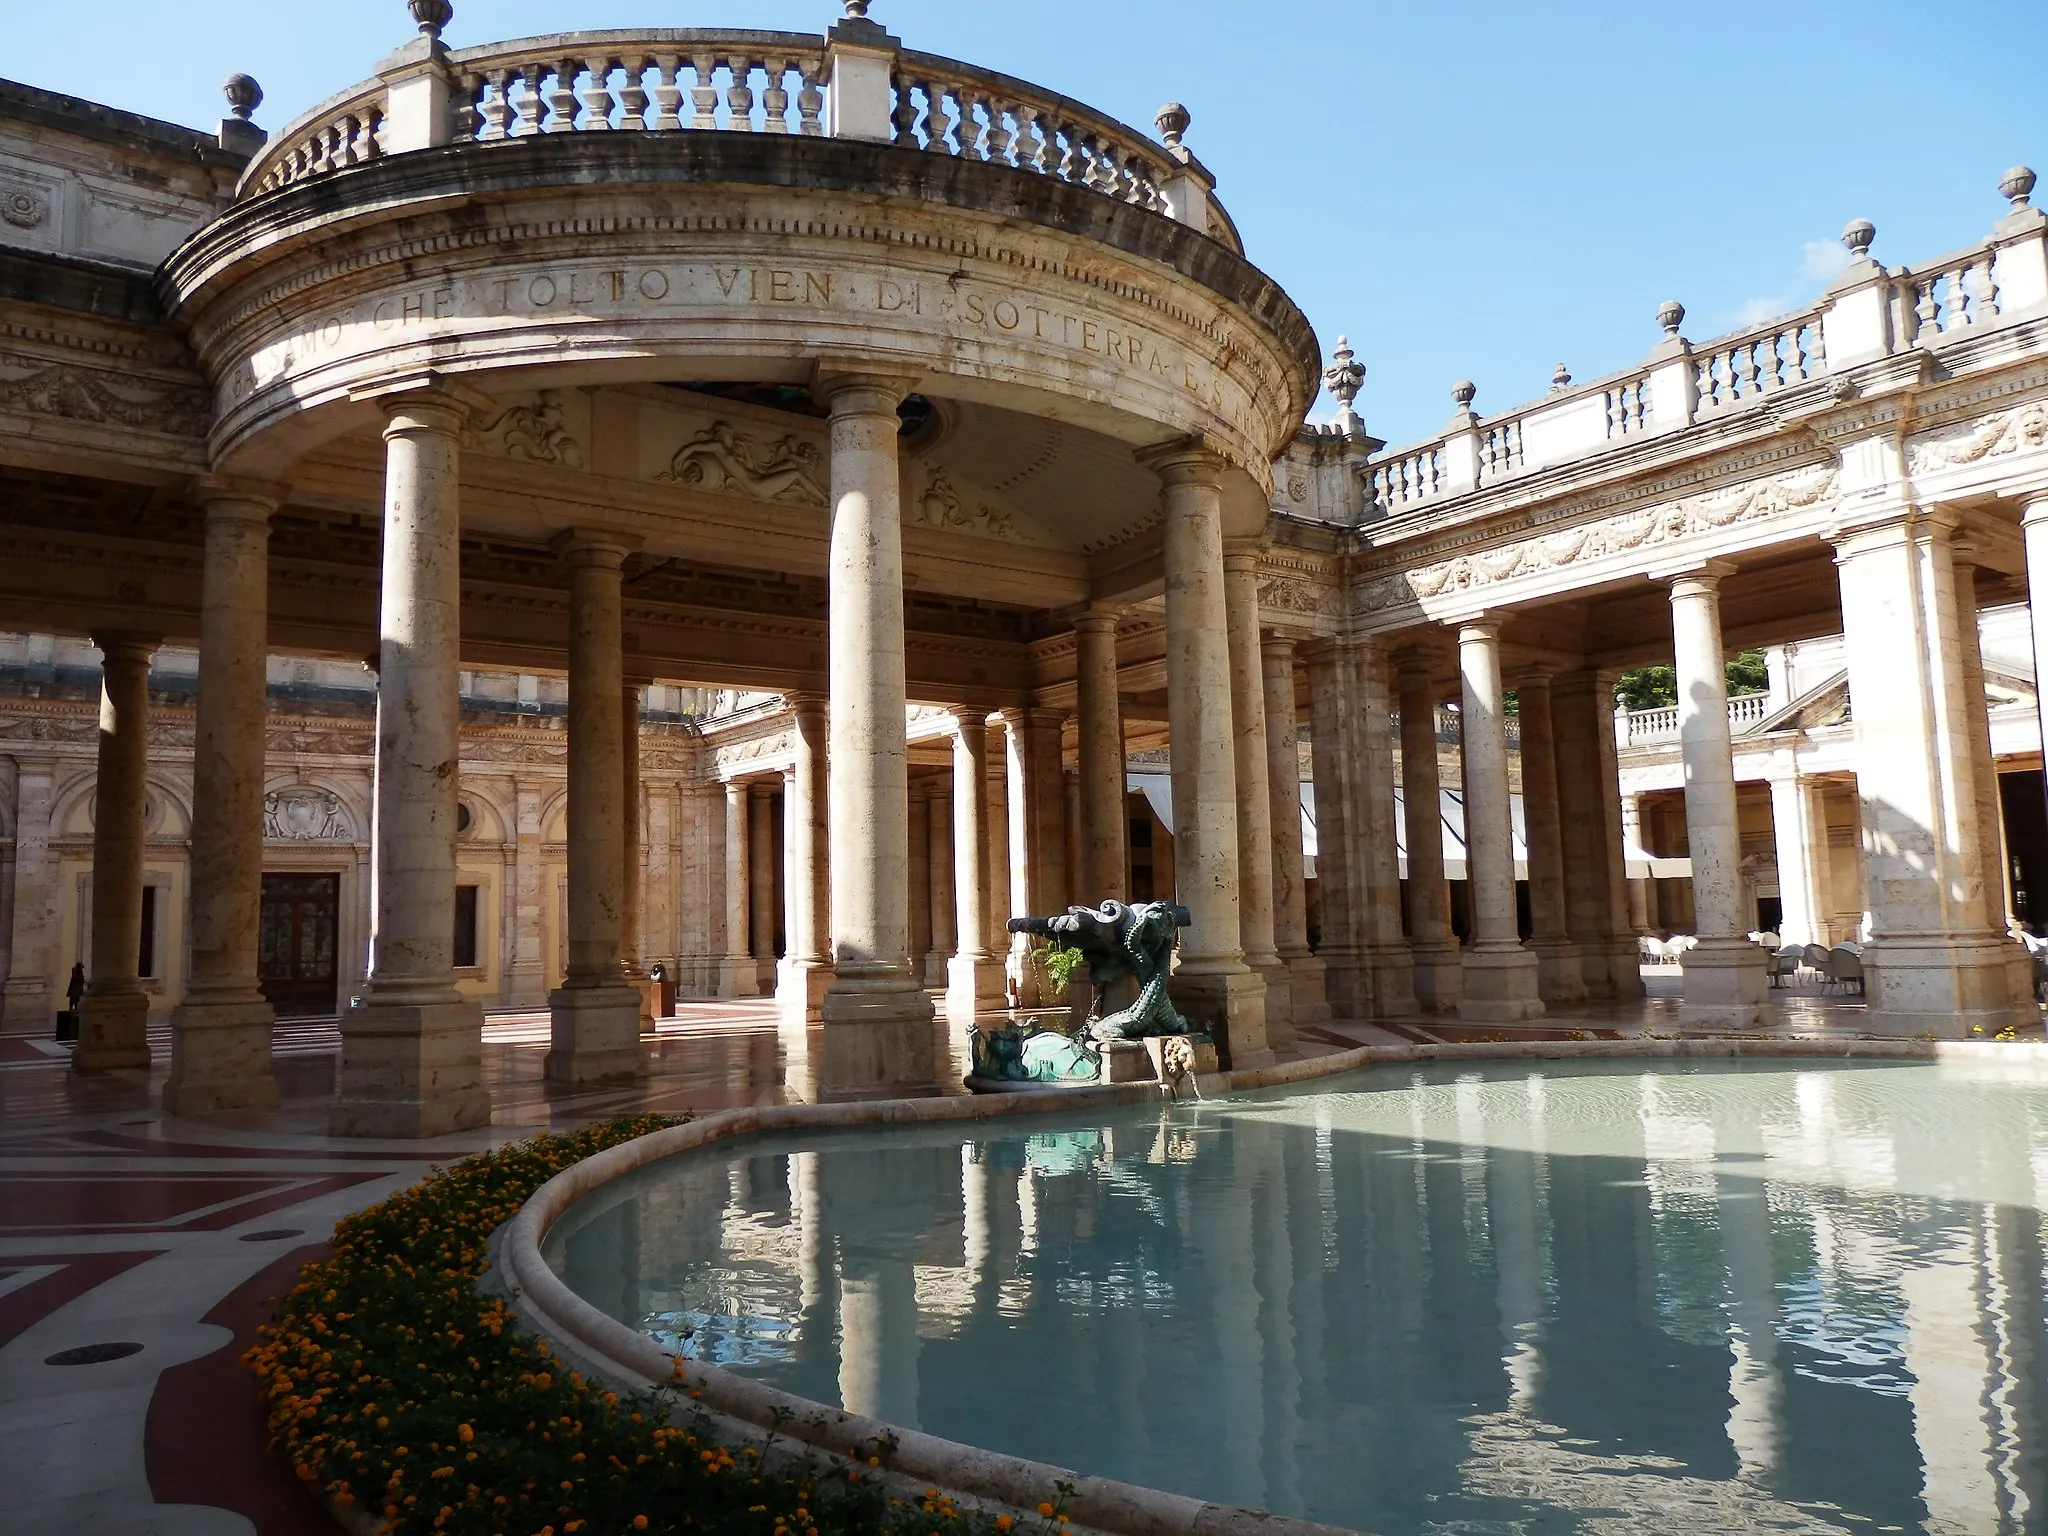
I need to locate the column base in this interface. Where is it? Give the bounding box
[625,972,659,1040]
[1169,965,1272,1070]
[922,951,951,989]
[504,965,549,1012]
[332,996,490,1138]
[817,977,939,1099]
[2,979,52,1034]
[945,955,1008,1023]
[1319,951,1372,1022]
[1285,952,1331,1025]
[1459,945,1545,1023]
[1410,939,1464,1014]
[1606,938,1647,999]
[1531,938,1588,1006]
[1365,945,1419,1020]
[546,984,645,1083]
[1862,935,2036,1038]
[162,995,279,1116]
[715,956,761,999]
[1255,960,1295,1054]
[1677,937,1768,1030]
[73,989,151,1073]
[778,958,833,1025]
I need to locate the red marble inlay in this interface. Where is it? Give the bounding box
[0,1249,163,1349]
[1,1172,387,1234]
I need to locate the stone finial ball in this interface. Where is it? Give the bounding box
[1656,299,1685,336]
[1155,102,1191,146]
[1841,218,1877,258]
[409,0,454,35]
[842,0,872,15]
[1451,380,1477,408]
[222,73,262,119]
[2000,166,2037,209]
[1551,362,1572,388]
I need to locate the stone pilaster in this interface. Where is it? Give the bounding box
[1396,654,1461,1012]
[1514,670,1586,1004]
[925,780,955,988]
[334,390,489,1138]
[546,533,643,1083]
[1836,511,2029,1033]
[1668,568,1766,1028]
[719,782,760,997]
[1456,620,1542,1022]
[0,757,55,1032]
[1075,608,1127,907]
[72,633,158,1074]
[165,482,281,1114]
[1221,543,1289,1038]
[817,376,935,1095]
[1148,444,1268,1067]
[749,782,779,993]
[778,695,831,1023]
[946,710,1006,1019]
[507,779,547,1007]
[1263,635,1327,1025]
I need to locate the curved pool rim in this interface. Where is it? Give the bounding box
[494,1035,2048,1536]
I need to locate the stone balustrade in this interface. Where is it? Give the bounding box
[233,13,1237,249]
[1616,692,1769,747]
[1357,170,2048,517]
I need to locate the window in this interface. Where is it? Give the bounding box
[454,884,480,969]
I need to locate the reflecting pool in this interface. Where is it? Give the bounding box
[545,1060,2048,1534]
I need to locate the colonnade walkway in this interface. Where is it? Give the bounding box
[0,978,1907,1536]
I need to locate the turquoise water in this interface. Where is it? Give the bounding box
[544,1060,2048,1535]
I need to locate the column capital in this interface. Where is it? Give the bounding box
[1663,558,1738,595]
[191,474,289,515]
[1072,604,1124,636]
[90,630,161,664]
[1220,535,1269,572]
[747,778,777,802]
[1135,434,1230,484]
[944,703,991,735]
[1454,616,1505,645]
[814,370,914,416]
[1259,630,1298,662]
[782,689,828,718]
[549,528,642,567]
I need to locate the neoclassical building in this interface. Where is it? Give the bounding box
[3,2,2047,1137]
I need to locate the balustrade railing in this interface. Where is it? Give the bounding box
[1616,693,1770,747]
[1898,246,2003,342]
[1692,314,1826,415]
[1367,446,1442,512]
[235,25,1235,250]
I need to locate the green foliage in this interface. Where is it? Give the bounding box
[1040,944,1088,993]
[1613,649,1768,710]
[249,1117,1015,1536]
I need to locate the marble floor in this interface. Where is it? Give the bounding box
[0,972,1906,1535]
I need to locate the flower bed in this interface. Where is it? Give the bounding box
[250,1117,1022,1536]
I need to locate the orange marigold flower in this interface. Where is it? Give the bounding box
[1037,1504,1055,1518]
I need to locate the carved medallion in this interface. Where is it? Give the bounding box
[0,183,48,229]
[263,786,354,841]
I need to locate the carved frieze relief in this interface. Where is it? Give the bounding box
[1358,465,1841,614]
[1905,400,2048,474]
[912,464,1019,542]
[656,421,826,507]
[467,390,583,467]
[0,355,208,437]
[1257,577,1334,618]
[263,786,355,842]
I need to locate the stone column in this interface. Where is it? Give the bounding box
[1149,444,1268,1065]
[1553,670,1637,998]
[1264,635,1328,1024]
[749,783,779,992]
[720,783,759,997]
[1456,620,1542,1021]
[620,682,654,1035]
[1837,510,2026,1033]
[1074,608,1128,907]
[1619,793,1654,935]
[946,710,1006,1018]
[72,634,158,1073]
[1591,678,1644,997]
[1515,671,1585,1004]
[1353,643,1418,1018]
[508,779,547,1007]
[0,758,55,1031]
[1396,654,1461,1012]
[925,776,955,988]
[334,391,489,1137]
[1766,768,1833,948]
[1667,568,1766,1028]
[1022,709,1068,916]
[1221,543,1290,1037]
[1952,549,2018,943]
[545,533,642,1083]
[164,484,280,1114]
[907,778,933,978]
[817,377,935,1094]
[1305,642,1365,1017]
[778,694,831,1023]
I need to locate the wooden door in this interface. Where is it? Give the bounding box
[259,873,340,1017]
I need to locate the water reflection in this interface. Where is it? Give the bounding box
[546,1060,2048,1535]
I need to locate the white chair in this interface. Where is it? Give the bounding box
[1825,946,1864,996]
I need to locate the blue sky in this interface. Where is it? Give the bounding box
[12,0,2045,448]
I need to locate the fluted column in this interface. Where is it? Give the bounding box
[749,783,779,991]
[164,483,280,1115]
[1074,608,1128,906]
[720,783,759,997]
[1516,671,1585,1004]
[1263,635,1327,1024]
[946,710,1006,1019]
[1222,543,1289,1039]
[334,391,488,1137]
[545,533,643,1082]
[1148,443,1268,1066]
[1456,619,1542,1021]
[72,634,158,1074]
[1668,568,1765,1028]
[816,376,936,1096]
[1396,655,1460,1012]
[925,782,955,987]
[778,693,831,1023]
